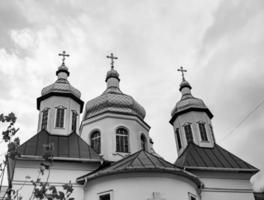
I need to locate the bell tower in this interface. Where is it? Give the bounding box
[36,51,84,135]
[169,67,215,156]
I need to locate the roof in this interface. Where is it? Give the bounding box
[17,130,101,162]
[77,150,202,188]
[175,142,258,173]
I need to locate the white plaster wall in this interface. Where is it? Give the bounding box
[195,171,255,200]
[172,111,215,156]
[38,96,81,135]
[81,113,150,161]
[84,173,200,200]
[12,160,99,200]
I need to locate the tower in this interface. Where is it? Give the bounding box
[169,67,214,156]
[80,53,150,161]
[36,51,84,135]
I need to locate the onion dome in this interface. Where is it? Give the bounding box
[84,67,146,120]
[170,74,213,124]
[37,52,84,112]
[41,64,81,98]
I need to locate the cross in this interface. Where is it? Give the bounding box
[177,66,187,81]
[106,53,118,69]
[58,51,70,65]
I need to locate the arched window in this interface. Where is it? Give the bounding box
[41,108,49,130]
[116,127,129,153]
[55,106,66,128]
[140,134,147,151]
[198,122,208,141]
[71,111,78,132]
[184,124,193,143]
[175,128,182,149]
[91,131,101,154]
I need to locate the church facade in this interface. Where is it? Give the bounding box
[7,52,258,200]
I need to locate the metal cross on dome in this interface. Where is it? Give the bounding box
[58,51,70,65]
[106,53,118,69]
[177,66,187,81]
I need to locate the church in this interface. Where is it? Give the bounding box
[7,51,259,200]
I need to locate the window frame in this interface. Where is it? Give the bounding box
[98,190,113,200]
[183,123,193,143]
[55,106,66,129]
[116,127,129,153]
[71,110,78,132]
[175,128,182,150]
[90,130,101,154]
[41,108,49,130]
[197,121,208,142]
[188,192,197,200]
[140,134,147,151]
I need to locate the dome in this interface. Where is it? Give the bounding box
[105,67,120,81]
[37,62,84,111]
[170,79,213,123]
[41,78,81,98]
[171,93,209,117]
[84,68,146,120]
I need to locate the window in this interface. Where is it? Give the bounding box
[198,122,208,141]
[140,134,147,151]
[55,107,65,128]
[210,124,216,142]
[188,193,197,200]
[71,111,78,132]
[98,191,112,200]
[41,109,49,130]
[175,128,182,149]
[116,127,129,153]
[99,194,110,200]
[91,131,101,154]
[184,124,193,143]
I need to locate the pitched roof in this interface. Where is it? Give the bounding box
[175,142,258,173]
[17,130,101,162]
[77,150,202,188]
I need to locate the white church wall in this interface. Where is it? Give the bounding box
[172,111,214,155]
[84,173,200,200]
[12,160,99,200]
[38,96,81,135]
[81,113,150,161]
[194,171,255,200]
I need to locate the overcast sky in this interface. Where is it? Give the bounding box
[0,0,264,191]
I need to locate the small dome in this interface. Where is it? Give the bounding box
[41,78,81,98]
[171,93,209,117]
[84,68,146,120]
[170,79,213,121]
[105,68,120,82]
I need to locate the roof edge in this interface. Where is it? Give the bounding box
[179,166,259,173]
[170,107,213,124]
[77,167,203,188]
[37,92,84,113]
[17,155,102,162]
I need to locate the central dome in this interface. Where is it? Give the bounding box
[84,68,146,120]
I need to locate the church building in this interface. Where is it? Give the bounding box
[7,52,259,200]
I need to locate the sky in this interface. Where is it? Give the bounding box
[0,0,264,191]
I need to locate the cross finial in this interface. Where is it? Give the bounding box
[177,66,187,81]
[58,51,70,65]
[106,53,118,69]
